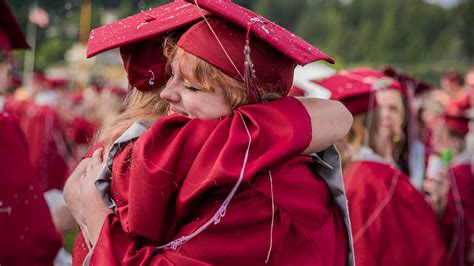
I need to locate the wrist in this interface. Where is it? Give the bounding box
[87,208,113,246]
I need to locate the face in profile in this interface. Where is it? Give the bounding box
[160,48,232,119]
[375,89,405,140]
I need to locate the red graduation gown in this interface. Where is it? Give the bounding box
[0,112,63,265]
[440,154,474,265]
[73,97,349,265]
[3,98,34,132]
[7,102,70,192]
[344,159,448,266]
[67,116,97,145]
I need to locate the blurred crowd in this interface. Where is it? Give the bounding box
[291,66,474,266]
[1,0,474,265]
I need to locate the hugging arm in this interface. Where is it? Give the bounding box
[297,97,353,154]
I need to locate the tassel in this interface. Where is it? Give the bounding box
[244,22,262,103]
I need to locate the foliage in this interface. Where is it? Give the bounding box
[6,0,474,83]
[254,0,473,83]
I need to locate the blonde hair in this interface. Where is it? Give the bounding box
[336,114,368,169]
[96,87,168,148]
[163,36,281,109]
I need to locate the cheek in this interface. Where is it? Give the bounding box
[203,102,231,118]
[195,98,231,118]
[392,112,403,126]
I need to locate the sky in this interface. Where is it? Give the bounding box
[424,0,462,9]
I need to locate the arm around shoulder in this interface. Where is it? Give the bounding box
[297,97,353,154]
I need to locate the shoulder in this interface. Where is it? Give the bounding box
[0,112,26,144]
[450,150,471,167]
[352,146,386,164]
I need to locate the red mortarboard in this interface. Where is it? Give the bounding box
[46,78,69,89]
[442,72,463,85]
[446,95,470,116]
[185,0,333,66]
[33,72,49,84]
[382,67,432,95]
[0,0,30,52]
[104,85,127,98]
[87,0,333,93]
[33,73,68,90]
[70,92,84,104]
[445,114,469,136]
[444,97,470,136]
[8,75,22,87]
[87,1,211,91]
[288,85,306,97]
[313,68,403,115]
[177,18,295,95]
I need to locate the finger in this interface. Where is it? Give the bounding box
[67,158,90,182]
[91,148,103,165]
[86,160,93,176]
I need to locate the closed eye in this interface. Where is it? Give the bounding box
[184,85,201,92]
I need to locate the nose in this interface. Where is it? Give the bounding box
[380,106,390,119]
[160,78,181,103]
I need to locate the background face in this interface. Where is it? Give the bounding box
[376,89,405,139]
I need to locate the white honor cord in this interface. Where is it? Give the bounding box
[265,170,275,263]
[157,111,252,250]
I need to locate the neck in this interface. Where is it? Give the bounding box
[373,132,396,164]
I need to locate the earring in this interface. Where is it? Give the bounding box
[393,135,401,143]
[148,70,155,86]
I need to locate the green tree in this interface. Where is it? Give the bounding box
[252,0,307,30]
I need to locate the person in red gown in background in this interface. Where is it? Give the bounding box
[382,67,434,190]
[314,68,448,266]
[5,72,72,192]
[426,100,474,265]
[0,0,63,264]
[63,1,354,265]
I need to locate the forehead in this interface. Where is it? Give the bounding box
[172,49,195,72]
[171,48,184,67]
[376,89,403,106]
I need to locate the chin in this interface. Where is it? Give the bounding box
[168,109,189,117]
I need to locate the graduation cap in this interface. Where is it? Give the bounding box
[313,68,403,115]
[7,74,22,87]
[33,72,49,85]
[444,97,470,136]
[103,85,127,98]
[382,67,432,95]
[70,91,84,104]
[46,78,69,89]
[288,85,306,97]
[87,0,333,96]
[0,0,29,52]
[445,114,470,136]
